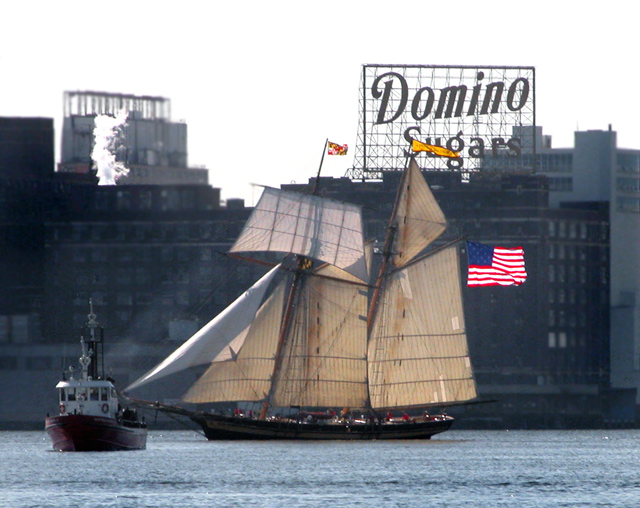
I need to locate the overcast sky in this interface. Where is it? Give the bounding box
[1,1,636,204]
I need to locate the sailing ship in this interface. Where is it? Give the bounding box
[45,303,147,451]
[126,158,477,439]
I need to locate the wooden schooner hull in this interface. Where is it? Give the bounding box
[190,413,454,440]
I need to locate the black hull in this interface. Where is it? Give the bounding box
[190,413,454,440]
[45,414,147,451]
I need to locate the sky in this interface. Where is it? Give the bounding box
[1,1,637,205]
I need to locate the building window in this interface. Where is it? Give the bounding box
[616,177,640,193]
[548,332,556,348]
[117,190,131,211]
[558,332,567,348]
[140,190,152,210]
[617,196,640,213]
[558,265,566,283]
[558,222,566,238]
[0,357,18,369]
[558,245,565,260]
[548,177,573,191]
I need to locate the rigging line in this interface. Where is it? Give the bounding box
[385,236,466,276]
[187,251,244,316]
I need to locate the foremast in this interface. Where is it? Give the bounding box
[260,140,360,418]
[259,260,307,419]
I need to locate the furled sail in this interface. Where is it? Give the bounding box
[182,278,287,403]
[125,264,281,392]
[368,246,477,409]
[270,265,369,409]
[230,187,368,282]
[392,159,447,267]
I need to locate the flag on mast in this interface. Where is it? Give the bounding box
[467,241,527,286]
[328,141,348,155]
[411,139,459,158]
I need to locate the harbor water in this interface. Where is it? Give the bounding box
[1,429,638,507]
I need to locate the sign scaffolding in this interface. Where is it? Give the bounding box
[348,65,536,180]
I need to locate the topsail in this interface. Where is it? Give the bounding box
[230,187,369,282]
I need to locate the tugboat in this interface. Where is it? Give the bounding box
[45,302,147,451]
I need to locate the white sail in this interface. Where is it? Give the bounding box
[271,265,369,409]
[368,246,477,409]
[392,159,447,267]
[230,187,368,282]
[125,264,281,392]
[182,279,287,403]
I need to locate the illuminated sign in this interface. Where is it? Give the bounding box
[351,65,536,178]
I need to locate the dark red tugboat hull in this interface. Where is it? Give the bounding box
[45,414,147,451]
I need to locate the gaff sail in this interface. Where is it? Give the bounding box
[368,246,476,409]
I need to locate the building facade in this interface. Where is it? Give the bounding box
[58,91,208,185]
[1,112,639,427]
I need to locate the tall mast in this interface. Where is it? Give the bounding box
[366,160,410,335]
[259,139,328,419]
[312,138,328,195]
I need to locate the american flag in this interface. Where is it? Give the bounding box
[466,241,527,287]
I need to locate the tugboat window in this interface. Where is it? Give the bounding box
[90,387,99,401]
[100,387,108,401]
[67,388,76,401]
[59,389,66,402]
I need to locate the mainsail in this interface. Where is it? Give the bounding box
[367,246,476,408]
[271,264,369,409]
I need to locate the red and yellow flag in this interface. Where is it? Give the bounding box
[328,141,348,155]
[411,139,459,158]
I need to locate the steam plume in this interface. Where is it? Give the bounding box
[92,110,130,185]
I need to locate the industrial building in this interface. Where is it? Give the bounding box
[0,98,638,427]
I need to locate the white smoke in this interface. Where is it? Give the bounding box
[91,110,130,185]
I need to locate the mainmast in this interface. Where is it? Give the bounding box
[259,139,329,419]
[84,299,104,380]
[365,159,409,335]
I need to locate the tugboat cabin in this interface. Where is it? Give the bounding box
[56,379,118,418]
